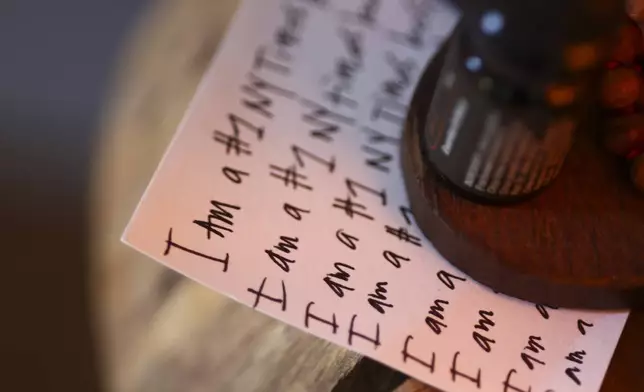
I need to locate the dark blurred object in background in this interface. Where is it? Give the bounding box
[0,1,148,391]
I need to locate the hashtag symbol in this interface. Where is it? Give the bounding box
[385,225,421,246]
[213,130,251,156]
[269,164,313,191]
[332,196,374,220]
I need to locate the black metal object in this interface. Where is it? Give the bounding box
[417,0,624,202]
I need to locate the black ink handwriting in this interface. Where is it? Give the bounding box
[214,130,251,155]
[348,314,381,349]
[390,0,433,49]
[367,282,393,314]
[402,335,435,373]
[382,52,416,98]
[163,228,229,272]
[425,299,448,334]
[451,351,481,388]
[254,45,290,76]
[503,369,533,392]
[346,177,387,205]
[336,229,359,250]
[473,310,496,353]
[437,270,467,290]
[535,304,558,320]
[241,73,295,119]
[270,164,313,191]
[399,206,414,225]
[323,262,355,298]
[247,277,287,310]
[362,145,393,173]
[521,336,545,370]
[292,144,335,172]
[385,225,421,246]
[371,97,407,126]
[363,126,400,146]
[284,202,310,221]
[274,5,307,51]
[193,200,240,240]
[565,367,582,386]
[265,235,299,272]
[214,113,264,155]
[222,166,250,184]
[565,350,586,386]
[332,196,374,220]
[577,319,594,335]
[305,301,339,334]
[300,98,355,143]
[383,249,410,268]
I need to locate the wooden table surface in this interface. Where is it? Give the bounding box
[91,1,644,391]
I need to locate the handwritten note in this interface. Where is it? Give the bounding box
[123,1,629,391]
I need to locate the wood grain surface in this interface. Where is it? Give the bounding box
[89,0,641,391]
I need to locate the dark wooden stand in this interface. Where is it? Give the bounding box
[401,40,644,309]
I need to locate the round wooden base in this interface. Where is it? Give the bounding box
[402,41,644,309]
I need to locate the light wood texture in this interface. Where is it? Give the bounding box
[91,1,361,391]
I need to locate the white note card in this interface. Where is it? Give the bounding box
[123,0,629,391]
